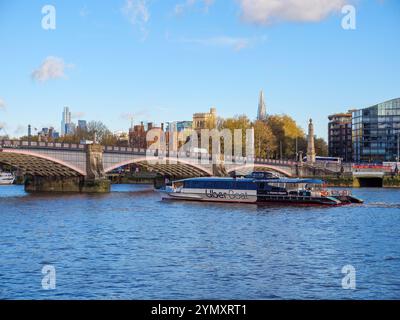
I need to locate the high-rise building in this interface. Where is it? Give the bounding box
[61,106,72,136]
[352,98,400,163]
[64,122,75,136]
[257,90,267,121]
[78,120,87,132]
[37,127,59,141]
[328,111,353,162]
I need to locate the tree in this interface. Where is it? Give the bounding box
[221,115,252,156]
[266,115,305,159]
[253,120,277,158]
[52,121,115,145]
[87,121,112,145]
[315,137,328,156]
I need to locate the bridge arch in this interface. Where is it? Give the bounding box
[227,164,293,177]
[0,149,86,176]
[104,156,213,176]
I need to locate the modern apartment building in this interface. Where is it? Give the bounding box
[328,111,353,162]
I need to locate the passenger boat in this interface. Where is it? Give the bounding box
[0,171,15,185]
[160,172,363,206]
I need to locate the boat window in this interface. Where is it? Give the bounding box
[183,179,257,190]
[174,182,183,189]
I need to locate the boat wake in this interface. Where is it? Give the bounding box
[364,202,400,209]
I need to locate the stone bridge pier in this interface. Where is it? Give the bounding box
[24,144,110,193]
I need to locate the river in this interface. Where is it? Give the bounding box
[0,185,399,299]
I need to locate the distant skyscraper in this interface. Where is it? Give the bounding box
[65,123,75,135]
[257,90,267,121]
[61,106,72,136]
[78,120,87,132]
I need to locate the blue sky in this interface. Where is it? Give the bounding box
[0,0,399,139]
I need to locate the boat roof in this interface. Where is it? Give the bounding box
[175,177,324,184]
[264,178,324,184]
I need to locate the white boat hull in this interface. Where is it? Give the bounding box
[0,173,15,185]
[162,188,258,203]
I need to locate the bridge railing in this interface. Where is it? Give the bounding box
[0,139,85,151]
[0,140,368,173]
[138,149,301,166]
[0,140,332,167]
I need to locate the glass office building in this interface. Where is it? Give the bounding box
[352,98,400,163]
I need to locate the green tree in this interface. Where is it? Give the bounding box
[315,137,328,156]
[266,115,305,159]
[253,120,277,158]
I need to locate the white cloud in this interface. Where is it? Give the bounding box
[174,0,214,15]
[79,6,89,17]
[180,35,267,51]
[31,56,72,83]
[122,0,150,39]
[0,98,5,110]
[238,0,348,24]
[71,112,86,119]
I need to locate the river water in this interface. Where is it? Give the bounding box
[0,185,399,299]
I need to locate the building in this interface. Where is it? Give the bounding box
[37,127,59,142]
[352,98,400,163]
[78,120,87,132]
[49,127,60,139]
[114,131,129,146]
[176,121,193,132]
[328,111,353,162]
[64,122,75,136]
[61,107,72,136]
[128,122,164,149]
[192,108,217,131]
[129,122,147,149]
[257,90,267,121]
[165,121,194,152]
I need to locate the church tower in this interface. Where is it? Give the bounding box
[257,90,267,121]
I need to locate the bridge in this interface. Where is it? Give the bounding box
[0,140,345,192]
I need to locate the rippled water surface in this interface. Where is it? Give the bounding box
[0,185,399,299]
